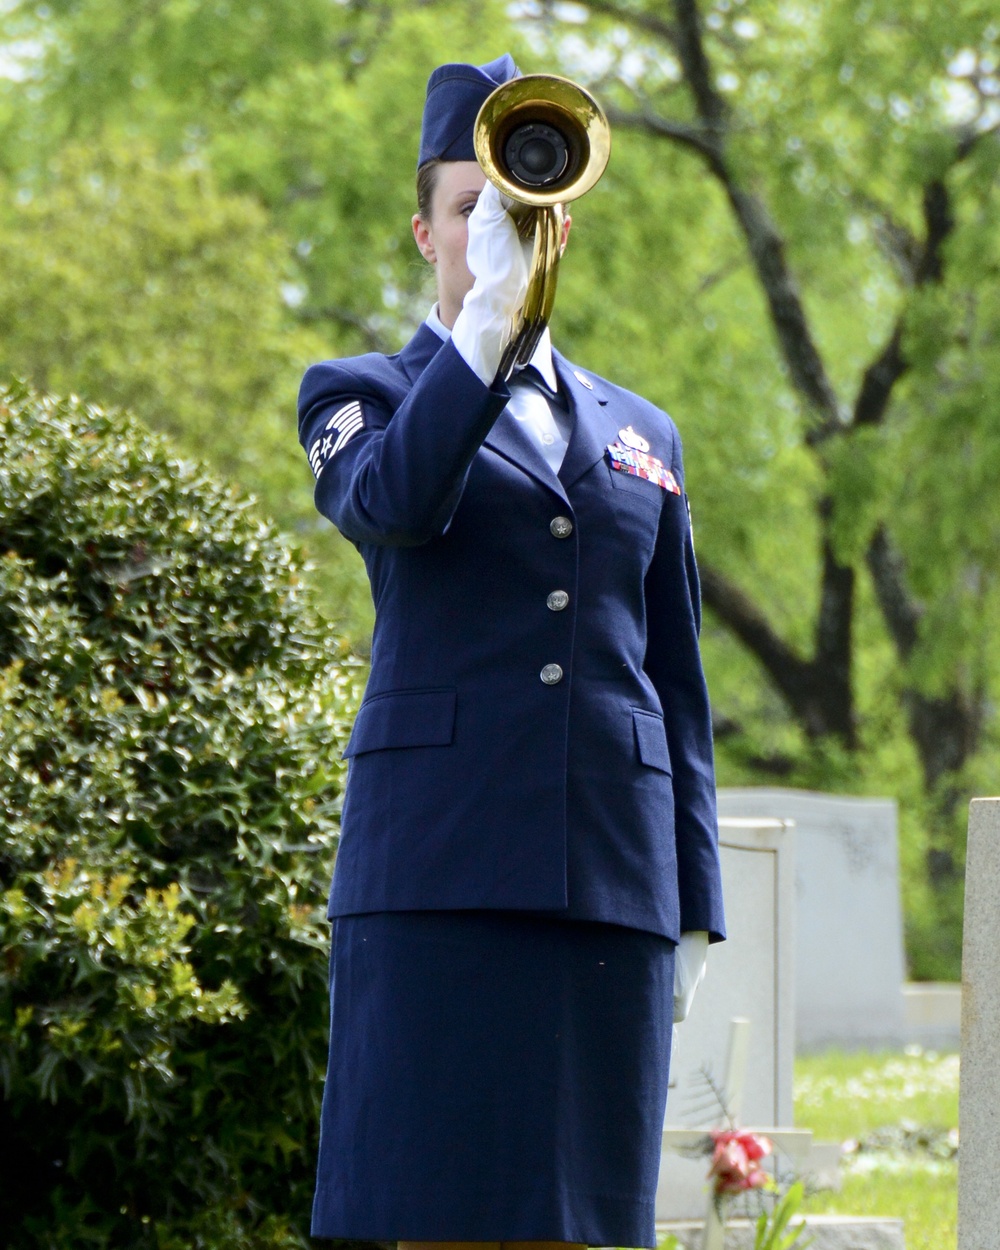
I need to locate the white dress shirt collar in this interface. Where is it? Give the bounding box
[425,303,559,393]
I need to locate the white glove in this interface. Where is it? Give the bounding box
[451,182,530,386]
[673,930,709,1023]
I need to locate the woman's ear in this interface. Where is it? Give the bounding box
[412,213,437,264]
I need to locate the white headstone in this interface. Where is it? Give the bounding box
[656,817,796,1222]
[717,789,906,1050]
[958,797,1000,1250]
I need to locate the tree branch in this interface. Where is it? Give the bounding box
[915,178,954,284]
[844,176,960,751]
[851,175,957,431]
[726,186,845,441]
[580,0,679,46]
[867,523,984,798]
[610,112,845,440]
[671,0,726,135]
[852,326,906,429]
[663,0,844,440]
[813,502,856,745]
[698,561,808,681]
[698,558,850,740]
[857,166,981,796]
[848,178,953,431]
[855,167,961,664]
[864,524,920,659]
[666,0,854,744]
[850,190,921,283]
[590,3,848,441]
[603,103,721,164]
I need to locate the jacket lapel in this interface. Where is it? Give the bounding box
[553,352,617,490]
[483,406,569,502]
[397,327,577,502]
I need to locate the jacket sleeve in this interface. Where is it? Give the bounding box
[643,423,726,943]
[298,339,511,547]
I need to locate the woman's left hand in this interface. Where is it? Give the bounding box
[673,930,709,1023]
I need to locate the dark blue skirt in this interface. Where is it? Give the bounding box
[311,910,675,1247]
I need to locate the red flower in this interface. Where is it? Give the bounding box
[708,1129,773,1195]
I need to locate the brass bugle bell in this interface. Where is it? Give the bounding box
[474,74,611,379]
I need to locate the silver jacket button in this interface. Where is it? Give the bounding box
[546,590,569,612]
[540,663,564,685]
[550,516,573,538]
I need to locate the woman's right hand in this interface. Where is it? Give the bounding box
[451,182,531,386]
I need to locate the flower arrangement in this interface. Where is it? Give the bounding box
[676,1062,811,1249]
[708,1128,774,1196]
[700,1128,812,1249]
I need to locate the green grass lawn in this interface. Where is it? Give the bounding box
[793,1047,959,1250]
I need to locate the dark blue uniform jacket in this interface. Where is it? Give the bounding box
[298,324,726,943]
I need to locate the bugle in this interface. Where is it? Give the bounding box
[474,74,611,380]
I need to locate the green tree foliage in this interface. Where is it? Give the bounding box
[0,143,308,467]
[0,136,369,631]
[0,382,358,1247]
[0,0,997,973]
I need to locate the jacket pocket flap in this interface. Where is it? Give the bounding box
[343,687,457,757]
[632,708,672,773]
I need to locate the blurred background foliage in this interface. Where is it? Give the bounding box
[0,3,997,1236]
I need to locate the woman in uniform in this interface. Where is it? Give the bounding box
[298,53,725,1250]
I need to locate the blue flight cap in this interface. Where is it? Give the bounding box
[417,53,521,168]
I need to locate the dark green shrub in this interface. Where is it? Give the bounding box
[0,381,360,1248]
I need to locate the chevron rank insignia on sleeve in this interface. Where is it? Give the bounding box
[307,400,366,479]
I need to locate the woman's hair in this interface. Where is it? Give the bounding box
[416,158,443,222]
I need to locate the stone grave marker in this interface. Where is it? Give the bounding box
[958,797,1000,1250]
[657,808,908,1248]
[656,817,796,1222]
[716,788,907,1050]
